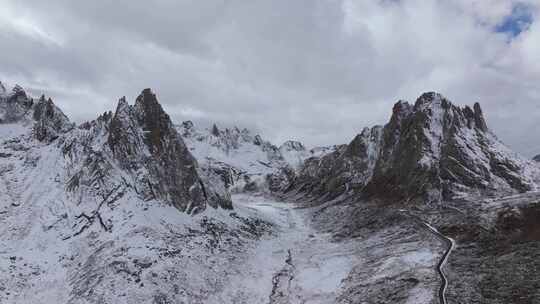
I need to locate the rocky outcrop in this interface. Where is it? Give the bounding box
[0,81,6,96]
[211,124,220,137]
[0,85,34,123]
[279,140,305,152]
[33,95,73,142]
[289,126,382,200]
[533,155,540,162]
[0,84,73,141]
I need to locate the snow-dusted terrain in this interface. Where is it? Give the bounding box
[1,82,540,303]
[177,121,331,193]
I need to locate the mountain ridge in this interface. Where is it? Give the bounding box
[1,81,540,303]
[288,92,540,204]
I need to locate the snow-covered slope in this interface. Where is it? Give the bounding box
[177,121,319,193]
[2,82,539,304]
[0,84,255,303]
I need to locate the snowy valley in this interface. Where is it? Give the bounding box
[1,82,540,304]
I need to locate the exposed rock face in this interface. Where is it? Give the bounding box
[290,92,537,203]
[279,140,305,152]
[0,85,34,123]
[0,84,73,140]
[290,126,383,200]
[106,89,230,212]
[533,155,540,162]
[366,92,535,201]
[211,124,221,137]
[0,83,229,213]
[33,95,73,142]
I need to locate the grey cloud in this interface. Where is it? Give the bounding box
[0,0,539,156]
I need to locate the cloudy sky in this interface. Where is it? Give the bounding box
[1,0,539,156]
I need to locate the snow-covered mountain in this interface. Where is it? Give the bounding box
[0,82,348,304]
[282,92,540,304]
[2,82,540,304]
[289,92,540,203]
[0,84,269,303]
[177,121,324,193]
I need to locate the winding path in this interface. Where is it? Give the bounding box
[399,210,456,304]
[422,222,456,304]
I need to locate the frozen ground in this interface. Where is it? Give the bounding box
[211,194,444,304]
[0,119,442,304]
[210,194,357,304]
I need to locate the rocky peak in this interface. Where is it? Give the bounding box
[533,155,540,163]
[280,140,305,152]
[107,97,143,167]
[32,95,73,142]
[291,92,536,204]
[473,102,488,132]
[107,89,231,213]
[0,81,6,96]
[290,125,383,200]
[366,92,533,201]
[413,92,446,109]
[211,124,220,137]
[0,85,32,123]
[390,100,413,125]
[133,88,176,155]
[345,126,382,158]
[182,120,194,130]
[180,120,194,137]
[0,83,72,138]
[11,85,27,99]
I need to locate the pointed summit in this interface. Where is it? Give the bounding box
[280,140,305,152]
[118,96,128,108]
[33,96,72,142]
[0,81,6,96]
[133,88,176,155]
[473,102,488,132]
[11,84,27,99]
[291,92,534,204]
[108,88,231,212]
[211,124,220,137]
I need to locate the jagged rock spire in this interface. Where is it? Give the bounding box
[253,134,263,146]
[473,102,488,132]
[211,123,220,137]
[107,89,231,213]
